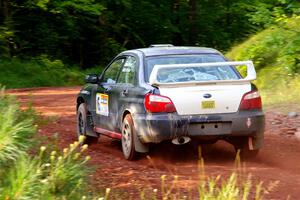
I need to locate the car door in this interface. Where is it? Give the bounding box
[112,55,138,129]
[94,57,126,130]
[98,55,138,132]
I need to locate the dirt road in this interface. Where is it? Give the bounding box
[8,87,300,199]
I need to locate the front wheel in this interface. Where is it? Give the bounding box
[121,115,137,160]
[77,103,98,145]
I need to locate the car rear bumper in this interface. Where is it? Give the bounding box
[133,110,264,148]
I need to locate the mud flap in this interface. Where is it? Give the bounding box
[134,131,149,153]
[86,126,98,137]
[250,133,264,150]
[86,115,98,137]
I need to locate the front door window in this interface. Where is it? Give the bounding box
[102,58,125,84]
[117,56,137,86]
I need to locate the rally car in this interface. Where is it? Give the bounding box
[76,45,264,160]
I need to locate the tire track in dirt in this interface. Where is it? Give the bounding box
[8,87,300,199]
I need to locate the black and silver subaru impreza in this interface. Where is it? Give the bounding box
[76,45,264,160]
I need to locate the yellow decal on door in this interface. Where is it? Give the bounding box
[96,93,109,116]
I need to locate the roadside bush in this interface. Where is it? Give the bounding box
[0,89,97,200]
[0,88,36,165]
[40,140,91,199]
[0,56,85,88]
[0,140,92,200]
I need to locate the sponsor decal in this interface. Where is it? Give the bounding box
[96,93,109,116]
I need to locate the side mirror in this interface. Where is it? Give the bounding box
[85,74,98,84]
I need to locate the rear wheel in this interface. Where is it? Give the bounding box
[77,103,98,145]
[121,114,137,160]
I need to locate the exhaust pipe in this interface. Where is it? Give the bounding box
[172,136,191,145]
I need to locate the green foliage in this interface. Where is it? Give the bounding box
[0,89,36,164]
[41,142,90,198]
[0,92,98,199]
[0,26,13,58]
[1,0,299,68]
[247,0,300,28]
[226,16,300,105]
[0,56,86,88]
[0,156,43,200]
[0,142,93,200]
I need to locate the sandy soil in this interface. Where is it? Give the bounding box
[8,86,300,199]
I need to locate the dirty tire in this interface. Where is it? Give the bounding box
[77,103,98,145]
[122,114,137,160]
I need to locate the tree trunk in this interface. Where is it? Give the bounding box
[172,0,183,45]
[0,0,12,57]
[0,0,10,20]
[79,43,84,68]
[188,0,198,45]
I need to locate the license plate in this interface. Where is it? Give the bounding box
[202,101,215,109]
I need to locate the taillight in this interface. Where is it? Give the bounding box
[239,91,262,110]
[144,93,177,113]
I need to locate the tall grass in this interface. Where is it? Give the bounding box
[1,156,43,200]
[40,141,91,199]
[0,140,94,200]
[0,88,36,164]
[0,88,102,200]
[139,151,271,200]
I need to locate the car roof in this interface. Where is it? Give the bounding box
[122,46,221,57]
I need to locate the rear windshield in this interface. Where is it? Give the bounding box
[145,54,240,83]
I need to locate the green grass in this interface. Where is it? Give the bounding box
[0,56,104,89]
[226,15,300,106]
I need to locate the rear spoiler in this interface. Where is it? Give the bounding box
[149,61,256,87]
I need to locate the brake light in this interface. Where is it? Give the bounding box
[239,91,262,110]
[144,93,176,113]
